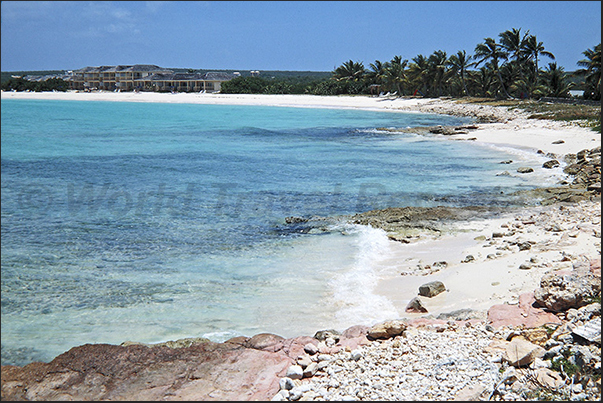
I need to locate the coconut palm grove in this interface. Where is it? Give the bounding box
[224,28,601,101]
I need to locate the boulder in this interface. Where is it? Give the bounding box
[405,297,428,313]
[418,281,447,297]
[367,320,407,340]
[503,338,545,367]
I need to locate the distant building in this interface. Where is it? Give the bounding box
[69,65,236,92]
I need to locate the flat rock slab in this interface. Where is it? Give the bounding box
[1,341,293,401]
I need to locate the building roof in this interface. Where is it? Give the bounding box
[135,72,236,82]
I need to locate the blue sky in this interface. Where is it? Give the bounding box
[1,1,601,72]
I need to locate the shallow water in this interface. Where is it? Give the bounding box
[1,99,553,365]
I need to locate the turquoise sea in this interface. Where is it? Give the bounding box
[1,99,554,366]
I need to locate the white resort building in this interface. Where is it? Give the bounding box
[69,65,236,92]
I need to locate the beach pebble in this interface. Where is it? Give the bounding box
[286,365,304,380]
[303,343,319,355]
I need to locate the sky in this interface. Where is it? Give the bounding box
[1,1,601,73]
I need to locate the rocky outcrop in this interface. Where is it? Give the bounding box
[534,260,601,312]
[487,292,562,328]
[0,338,294,401]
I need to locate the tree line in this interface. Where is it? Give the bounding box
[223,28,600,101]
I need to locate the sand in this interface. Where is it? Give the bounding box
[2,90,601,322]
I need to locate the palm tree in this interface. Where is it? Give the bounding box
[368,60,388,89]
[474,37,511,98]
[447,50,473,96]
[427,50,449,97]
[539,62,572,98]
[499,28,529,62]
[575,43,601,100]
[333,60,366,81]
[385,55,408,96]
[475,66,495,97]
[408,54,430,96]
[522,34,555,88]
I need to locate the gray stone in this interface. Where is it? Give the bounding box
[303,343,319,355]
[517,167,534,173]
[542,160,560,169]
[286,365,304,380]
[405,297,428,313]
[418,281,447,297]
[303,362,318,378]
[279,377,295,391]
[462,255,475,263]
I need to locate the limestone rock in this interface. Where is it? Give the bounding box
[503,338,545,367]
[418,281,447,297]
[367,320,407,340]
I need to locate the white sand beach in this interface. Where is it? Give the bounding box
[2,90,601,321]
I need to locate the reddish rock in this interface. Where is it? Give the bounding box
[487,292,562,328]
[1,340,294,401]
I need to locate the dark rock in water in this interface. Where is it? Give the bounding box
[517,167,534,173]
[285,216,309,224]
[418,281,447,298]
[500,160,513,164]
[405,296,428,313]
[542,160,560,169]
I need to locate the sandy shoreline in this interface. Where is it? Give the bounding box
[2,90,600,323]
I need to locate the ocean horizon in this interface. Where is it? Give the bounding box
[1,98,558,366]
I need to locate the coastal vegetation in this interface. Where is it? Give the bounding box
[223,28,600,102]
[1,76,69,92]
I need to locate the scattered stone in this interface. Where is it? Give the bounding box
[552,139,565,144]
[543,160,560,169]
[519,262,532,270]
[314,330,340,342]
[367,320,407,340]
[500,160,513,164]
[405,297,428,313]
[418,281,447,297]
[517,167,534,174]
[461,255,475,263]
[303,343,318,355]
[286,365,304,380]
[503,338,546,367]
